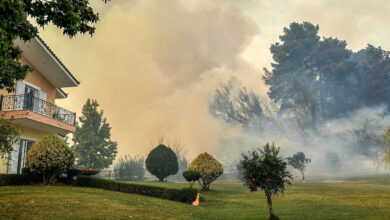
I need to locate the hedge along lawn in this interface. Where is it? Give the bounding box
[1,176,390,219]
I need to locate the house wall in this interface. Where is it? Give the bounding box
[0,155,8,174]
[0,127,49,174]
[20,57,57,104]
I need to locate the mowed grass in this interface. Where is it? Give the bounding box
[1,176,390,219]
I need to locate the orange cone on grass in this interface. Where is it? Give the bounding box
[192,193,200,206]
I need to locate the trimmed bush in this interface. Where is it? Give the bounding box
[146,144,178,181]
[189,152,224,191]
[75,176,197,203]
[182,170,201,188]
[26,134,74,185]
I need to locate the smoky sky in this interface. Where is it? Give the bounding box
[38,0,390,169]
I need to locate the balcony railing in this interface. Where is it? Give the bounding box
[0,94,76,126]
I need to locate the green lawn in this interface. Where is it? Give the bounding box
[1,176,390,219]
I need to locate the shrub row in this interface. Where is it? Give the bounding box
[75,176,198,204]
[0,174,36,186]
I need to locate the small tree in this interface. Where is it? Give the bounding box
[182,170,200,188]
[240,143,292,220]
[0,117,22,158]
[236,162,244,181]
[376,127,390,169]
[146,144,178,181]
[26,134,74,185]
[287,152,311,182]
[114,155,145,181]
[325,152,341,173]
[188,153,223,191]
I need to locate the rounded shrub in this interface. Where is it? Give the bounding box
[26,134,74,185]
[146,144,178,181]
[182,170,201,188]
[188,152,223,190]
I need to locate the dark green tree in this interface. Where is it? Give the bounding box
[0,0,108,92]
[287,152,311,182]
[146,144,178,181]
[240,143,292,220]
[358,45,390,107]
[72,99,117,170]
[262,22,359,128]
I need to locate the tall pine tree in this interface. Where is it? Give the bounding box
[72,99,117,169]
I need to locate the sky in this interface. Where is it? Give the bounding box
[38,0,390,163]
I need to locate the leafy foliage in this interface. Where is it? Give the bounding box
[287,152,311,181]
[72,99,118,170]
[0,117,22,158]
[188,152,224,190]
[182,170,201,188]
[146,144,178,181]
[240,143,292,219]
[114,155,145,181]
[0,0,108,91]
[26,134,74,185]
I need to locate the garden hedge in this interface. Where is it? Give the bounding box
[0,174,32,186]
[76,176,197,204]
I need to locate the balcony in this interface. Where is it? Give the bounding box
[0,94,76,135]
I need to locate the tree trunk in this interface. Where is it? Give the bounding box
[43,175,47,185]
[266,194,275,218]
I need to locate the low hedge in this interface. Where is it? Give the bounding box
[0,174,31,186]
[76,176,197,204]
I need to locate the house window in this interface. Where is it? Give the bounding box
[23,85,38,111]
[15,139,35,174]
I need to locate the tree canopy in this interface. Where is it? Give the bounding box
[188,152,224,191]
[210,22,390,135]
[27,134,74,185]
[72,99,117,170]
[0,0,108,92]
[145,144,179,181]
[0,117,22,156]
[263,22,390,128]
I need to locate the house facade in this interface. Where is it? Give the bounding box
[0,37,79,174]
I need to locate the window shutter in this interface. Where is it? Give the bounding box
[15,81,25,95]
[38,91,47,114]
[14,81,25,110]
[7,140,20,174]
